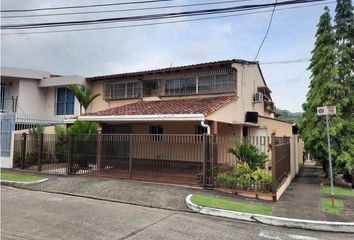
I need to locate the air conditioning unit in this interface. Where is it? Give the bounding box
[254,92,263,102]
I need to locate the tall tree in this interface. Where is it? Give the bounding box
[333,0,354,174]
[68,85,100,115]
[301,7,338,173]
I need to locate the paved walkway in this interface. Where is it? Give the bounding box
[272,164,326,220]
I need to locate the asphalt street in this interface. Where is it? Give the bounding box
[1,186,353,240]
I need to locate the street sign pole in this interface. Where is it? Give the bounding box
[317,106,336,208]
[325,114,335,208]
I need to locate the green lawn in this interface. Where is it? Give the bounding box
[190,194,272,215]
[321,198,344,214]
[320,185,354,197]
[0,172,43,182]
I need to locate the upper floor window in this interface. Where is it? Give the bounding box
[164,73,234,96]
[198,74,235,94]
[106,82,141,100]
[165,77,196,95]
[56,87,74,115]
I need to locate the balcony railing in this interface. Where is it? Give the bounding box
[0,97,18,113]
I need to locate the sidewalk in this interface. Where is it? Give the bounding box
[272,162,354,222]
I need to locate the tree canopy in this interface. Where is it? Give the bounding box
[301,2,354,174]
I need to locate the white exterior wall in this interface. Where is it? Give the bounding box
[2,78,20,99]
[17,79,48,119]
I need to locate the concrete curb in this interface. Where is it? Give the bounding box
[1,178,48,186]
[185,194,354,233]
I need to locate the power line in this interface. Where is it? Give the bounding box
[254,0,278,60]
[1,1,334,35]
[1,0,254,19]
[1,0,326,30]
[0,0,176,13]
[259,58,311,64]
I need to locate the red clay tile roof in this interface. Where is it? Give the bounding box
[88,95,238,117]
[87,59,258,81]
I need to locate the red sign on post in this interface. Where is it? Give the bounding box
[317,106,336,116]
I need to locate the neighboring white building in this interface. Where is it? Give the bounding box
[0,66,85,168]
[0,66,85,120]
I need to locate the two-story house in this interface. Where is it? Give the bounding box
[79,59,292,138]
[0,66,85,167]
[0,66,85,124]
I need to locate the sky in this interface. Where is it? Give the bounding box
[0,0,338,112]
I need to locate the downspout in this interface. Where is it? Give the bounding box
[200,121,210,135]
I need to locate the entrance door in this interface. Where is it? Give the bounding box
[102,125,131,170]
[249,127,268,153]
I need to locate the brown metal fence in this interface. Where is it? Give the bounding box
[13,133,290,192]
[271,136,291,192]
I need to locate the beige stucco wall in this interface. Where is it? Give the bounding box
[206,101,243,124]
[258,116,292,137]
[232,63,273,120]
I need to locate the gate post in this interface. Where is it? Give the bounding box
[271,134,277,200]
[129,135,133,177]
[202,134,206,187]
[67,134,73,174]
[37,133,43,171]
[21,132,27,169]
[96,132,103,171]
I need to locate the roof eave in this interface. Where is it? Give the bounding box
[78,114,205,122]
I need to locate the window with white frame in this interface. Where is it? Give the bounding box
[56,87,74,115]
[164,73,234,96]
[108,82,141,100]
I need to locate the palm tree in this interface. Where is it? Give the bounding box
[68,84,100,115]
[67,120,98,134]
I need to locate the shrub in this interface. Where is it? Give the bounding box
[55,125,68,163]
[214,163,272,192]
[227,140,268,170]
[67,120,98,134]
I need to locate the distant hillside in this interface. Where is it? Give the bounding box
[276,109,303,123]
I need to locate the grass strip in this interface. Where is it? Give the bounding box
[0,172,43,182]
[321,198,344,214]
[320,185,354,197]
[191,194,272,215]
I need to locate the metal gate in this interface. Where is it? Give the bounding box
[0,113,15,157]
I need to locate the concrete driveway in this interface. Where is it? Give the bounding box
[1,187,353,240]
